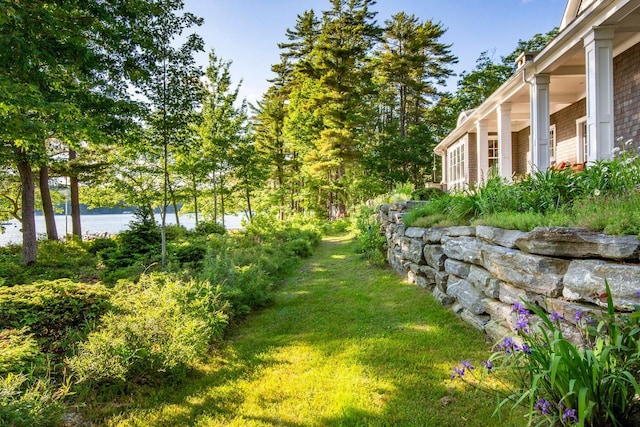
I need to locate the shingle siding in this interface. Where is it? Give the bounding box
[614,42,640,151]
[550,98,586,165]
[516,127,530,175]
[468,133,477,185]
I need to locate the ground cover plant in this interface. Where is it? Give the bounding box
[0,213,322,425]
[451,283,640,426]
[404,142,640,235]
[76,234,520,426]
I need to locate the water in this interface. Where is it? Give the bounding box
[0,213,243,246]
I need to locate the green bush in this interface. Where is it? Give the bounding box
[68,274,228,386]
[164,224,191,240]
[195,220,226,235]
[198,218,320,318]
[0,239,98,286]
[0,279,112,358]
[169,238,208,268]
[86,237,117,255]
[404,152,640,235]
[0,373,68,427]
[97,209,162,277]
[0,329,46,375]
[284,238,313,258]
[353,204,386,265]
[319,218,350,235]
[412,187,445,201]
[453,282,640,426]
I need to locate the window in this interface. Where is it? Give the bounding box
[576,117,587,163]
[488,138,499,168]
[447,140,465,189]
[549,124,557,164]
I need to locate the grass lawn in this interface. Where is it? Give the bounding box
[89,234,520,426]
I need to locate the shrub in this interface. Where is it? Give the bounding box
[68,274,228,386]
[195,220,226,235]
[198,218,320,318]
[403,194,454,227]
[412,187,445,201]
[0,279,112,358]
[0,329,46,375]
[0,240,99,286]
[169,238,208,268]
[353,204,387,265]
[404,151,640,234]
[0,373,68,427]
[319,218,350,235]
[164,224,191,240]
[97,208,162,276]
[86,237,117,255]
[472,211,572,232]
[284,238,313,258]
[452,282,640,426]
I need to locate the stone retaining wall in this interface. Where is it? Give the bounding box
[379,201,640,343]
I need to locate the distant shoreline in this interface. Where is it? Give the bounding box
[0,213,243,246]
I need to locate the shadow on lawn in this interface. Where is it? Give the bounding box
[91,234,509,426]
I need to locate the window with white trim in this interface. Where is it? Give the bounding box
[447,139,465,188]
[576,117,587,163]
[549,124,557,164]
[488,138,499,168]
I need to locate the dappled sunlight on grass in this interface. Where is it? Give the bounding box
[400,322,438,333]
[94,234,518,426]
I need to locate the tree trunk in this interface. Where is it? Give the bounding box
[69,149,82,238]
[246,187,252,221]
[192,174,199,227]
[399,84,407,138]
[147,203,156,225]
[161,142,168,268]
[168,179,180,226]
[39,166,58,240]
[16,153,37,265]
[221,188,225,227]
[213,170,218,222]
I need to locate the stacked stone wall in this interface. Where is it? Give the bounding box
[379,202,640,343]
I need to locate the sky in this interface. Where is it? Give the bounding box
[182,0,568,105]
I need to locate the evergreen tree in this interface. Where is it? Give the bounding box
[305,0,381,218]
[368,12,457,188]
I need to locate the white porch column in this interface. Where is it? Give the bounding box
[440,151,447,186]
[530,74,551,171]
[498,102,513,179]
[476,119,489,183]
[584,26,614,162]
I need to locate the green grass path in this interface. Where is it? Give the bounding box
[105,234,516,426]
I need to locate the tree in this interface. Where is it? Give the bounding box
[376,13,457,138]
[132,1,204,267]
[0,0,189,264]
[229,135,265,222]
[199,50,245,223]
[368,12,457,188]
[304,0,382,218]
[252,10,322,219]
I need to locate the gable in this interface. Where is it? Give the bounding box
[560,0,598,30]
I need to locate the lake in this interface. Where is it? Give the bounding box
[0,213,243,246]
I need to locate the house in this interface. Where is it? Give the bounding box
[434,0,640,191]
